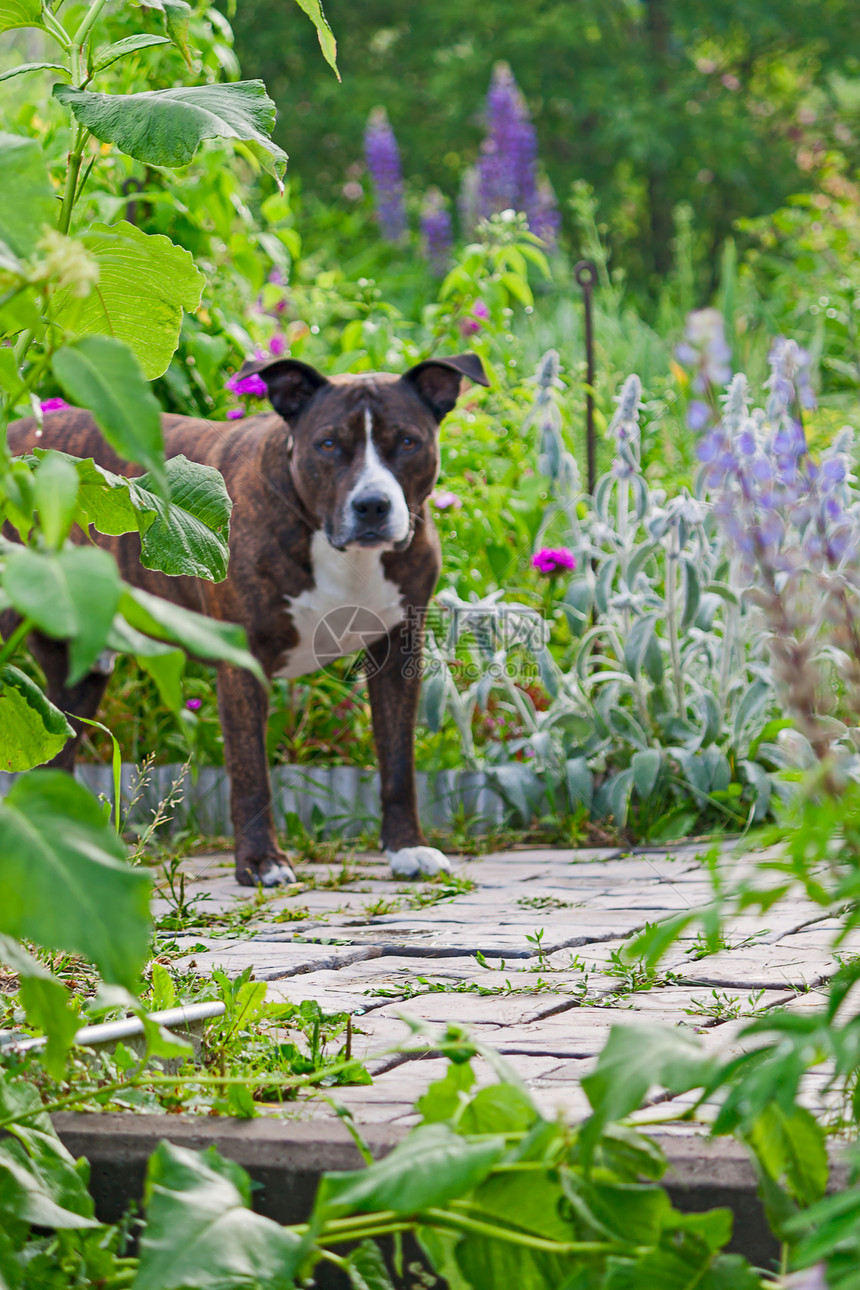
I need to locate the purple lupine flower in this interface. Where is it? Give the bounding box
[226,372,268,399]
[532,547,576,575]
[431,490,462,510]
[185,697,202,711]
[676,309,732,395]
[766,337,817,417]
[420,188,453,276]
[364,107,407,243]
[478,63,538,222]
[40,397,69,413]
[528,176,561,247]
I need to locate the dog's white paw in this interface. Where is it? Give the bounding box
[386,845,451,879]
[258,859,297,887]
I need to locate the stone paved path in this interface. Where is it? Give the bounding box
[153,843,848,1130]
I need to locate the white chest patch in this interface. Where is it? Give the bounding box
[277,530,405,679]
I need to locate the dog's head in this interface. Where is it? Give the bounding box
[240,353,489,551]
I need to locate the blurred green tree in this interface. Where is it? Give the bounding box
[232,0,860,293]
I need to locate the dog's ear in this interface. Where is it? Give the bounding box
[402,353,490,422]
[239,358,329,423]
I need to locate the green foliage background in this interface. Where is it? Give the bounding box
[233,0,860,292]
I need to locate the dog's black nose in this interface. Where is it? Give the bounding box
[352,493,391,520]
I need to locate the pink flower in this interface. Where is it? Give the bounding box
[269,334,288,356]
[459,299,489,336]
[532,547,576,576]
[225,372,268,399]
[185,697,202,711]
[431,489,462,510]
[40,397,69,414]
[226,408,245,420]
[269,268,284,285]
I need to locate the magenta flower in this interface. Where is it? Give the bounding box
[226,372,268,399]
[532,547,576,576]
[431,489,462,510]
[40,397,69,414]
[226,408,244,420]
[269,334,288,356]
[459,299,490,337]
[185,697,202,711]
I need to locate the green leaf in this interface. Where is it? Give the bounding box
[344,1241,394,1290]
[0,934,79,1077]
[92,33,172,73]
[0,60,68,83]
[68,452,231,581]
[136,1142,306,1290]
[293,0,339,78]
[631,748,661,800]
[0,1138,97,1230]
[315,1123,506,1220]
[52,337,166,490]
[119,585,264,682]
[106,616,186,710]
[458,1083,539,1136]
[135,455,231,581]
[0,664,73,771]
[580,1025,712,1161]
[0,0,42,33]
[0,1076,95,1220]
[54,81,288,188]
[0,770,151,988]
[0,132,55,256]
[52,222,205,380]
[2,544,121,682]
[417,1060,476,1124]
[748,1103,828,1207]
[33,450,79,549]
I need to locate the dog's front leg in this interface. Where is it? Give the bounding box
[366,619,450,879]
[217,663,295,887]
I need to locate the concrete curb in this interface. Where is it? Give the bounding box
[53,1112,814,1274]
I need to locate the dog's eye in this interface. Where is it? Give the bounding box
[316,438,338,455]
[398,434,419,453]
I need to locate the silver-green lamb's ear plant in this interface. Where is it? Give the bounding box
[421,350,781,840]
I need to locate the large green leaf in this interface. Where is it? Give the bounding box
[0,663,73,771]
[0,934,79,1077]
[2,545,122,682]
[52,222,204,380]
[0,132,55,256]
[136,1142,306,1290]
[0,0,42,34]
[107,615,186,710]
[69,452,231,581]
[0,1137,98,1231]
[52,337,166,491]
[293,0,339,78]
[92,33,172,74]
[580,1024,713,1161]
[0,770,151,988]
[120,584,264,682]
[748,1103,828,1207]
[54,81,288,187]
[135,455,231,580]
[315,1123,506,1220]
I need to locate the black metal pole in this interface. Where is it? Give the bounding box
[574,260,598,494]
